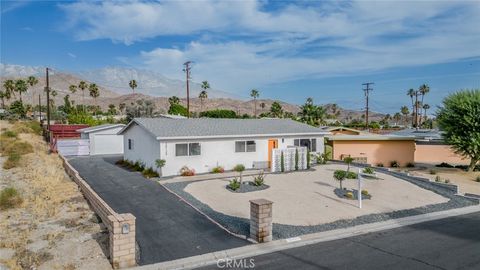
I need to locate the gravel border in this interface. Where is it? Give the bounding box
[163,163,479,240]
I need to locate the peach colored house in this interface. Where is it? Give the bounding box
[321,127,364,136]
[415,142,468,165]
[326,135,416,167]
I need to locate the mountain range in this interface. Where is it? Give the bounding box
[0,63,386,121]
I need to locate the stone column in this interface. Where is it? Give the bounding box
[109,213,136,269]
[250,199,273,243]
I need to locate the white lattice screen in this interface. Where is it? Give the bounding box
[271,147,308,173]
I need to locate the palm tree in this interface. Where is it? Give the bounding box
[400,106,410,126]
[129,80,138,94]
[27,76,38,106]
[89,83,100,115]
[418,84,430,127]
[393,112,402,125]
[168,96,180,105]
[250,89,259,118]
[422,103,430,124]
[14,79,28,103]
[69,84,77,94]
[407,88,416,127]
[119,102,126,114]
[199,90,208,113]
[78,81,88,112]
[0,91,6,109]
[2,80,14,104]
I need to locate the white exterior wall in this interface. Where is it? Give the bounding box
[88,126,125,155]
[160,135,325,177]
[123,124,160,169]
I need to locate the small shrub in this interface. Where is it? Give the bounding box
[345,192,354,199]
[390,160,399,168]
[406,162,415,168]
[133,160,145,171]
[115,159,126,166]
[429,169,437,175]
[435,175,441,182]
[3,152,21,169]
[2,141,34,156]
[253,172,265,186]
[211,166,225,173]
[333,170,347,189]
[361,189,369,196]
[280,151,285,172]
[228,178,241,191]
[445,179,450,184]
[180,166,195,176]
[1,130,17,138]
[376,163,384,167]
[363,167,375,174]
[0,187,23,210]
[346,171,358,179]
[436,162,454,168]
[142,167,159,178]
[234,164,246,182]
[475,176,480,182]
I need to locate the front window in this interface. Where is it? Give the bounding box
[293,138,317,151]
[235,141,256,152]
[176,143,201,156]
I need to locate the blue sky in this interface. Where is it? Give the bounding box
[1,0,480,113]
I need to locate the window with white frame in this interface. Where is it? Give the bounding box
[176,143,201,156]
[293,138,317,152]
[235,140,256,152]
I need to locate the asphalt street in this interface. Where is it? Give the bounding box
[68,155,249,265]
[198,211,480,270]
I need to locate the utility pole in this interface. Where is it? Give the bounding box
[38,94,41,121]
[45,68,51,136]
[362,82,374,130]
[183,61,192,118]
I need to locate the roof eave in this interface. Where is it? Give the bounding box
[156,132,329,141]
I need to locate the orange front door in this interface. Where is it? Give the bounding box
[268,139,278,168]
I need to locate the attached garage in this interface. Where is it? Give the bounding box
[77,124,125,155]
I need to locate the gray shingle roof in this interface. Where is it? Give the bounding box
[389,129,443,140]
[124,118,328,139]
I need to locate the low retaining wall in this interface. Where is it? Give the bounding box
[60,155,136,269]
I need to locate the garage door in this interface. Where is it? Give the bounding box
[57,139,90,156]
[92,134,124,155]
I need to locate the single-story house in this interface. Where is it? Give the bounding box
[77,124,125,155]
[320,126,366,136]
[389,129,468,165]
[118,118,329,177]
[326,135,416,167]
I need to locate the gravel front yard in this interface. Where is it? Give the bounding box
[163,163,478,239]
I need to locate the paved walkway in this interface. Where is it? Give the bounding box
[67,155,249,265]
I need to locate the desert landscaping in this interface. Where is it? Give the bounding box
[0,120,111,270]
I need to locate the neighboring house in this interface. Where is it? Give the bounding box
[77,124,125,155]
[326,135,416,167]
[389,129,468,165]
[320,126,367,136]
[118,118,329,177]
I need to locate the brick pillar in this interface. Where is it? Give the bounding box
[109,214,136,269]
[250,199,273,243]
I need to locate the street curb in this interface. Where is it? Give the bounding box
[129,205,480,270]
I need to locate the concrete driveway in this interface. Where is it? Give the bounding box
[67,155,248,265]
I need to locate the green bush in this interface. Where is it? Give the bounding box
[363,167,375,174]
[253,173,265,186]
[345,192,354,199]
[445,179,451,184]
[429,169,437,175]
[200,109,237,118]
[346,171,357,179]
[0,187,23,210]
[115,159,127,166]
[133,160,145,171]
[436,162,454,168]
[406,162,415,168]
[376,163,384,167]
[142,167,159,178]
[361,189,369,196]
[1,130,17,138]
[211,166,225,173]
[390,160,399,168]
[228,178,241,191]
[333,170,347,189]
[435,175,441,182]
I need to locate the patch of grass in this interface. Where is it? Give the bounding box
[142,167,159,178]
[1,130,17,138]
[14,248,53,269]
[0,187,23,210]
[12,121,43,135]
[3,152,21,169]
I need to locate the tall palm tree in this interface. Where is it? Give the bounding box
[89,83,100,115]
[129,80,137,94]
[393,112,402,125]
[2,80,14,102]
[250,89,259,118]
[15,79,28,103]
[69,84,77,94]
[27,76,38,106]
[199,90,208,113]
[418,84,430,127]
[78,81,88,112]
[400,106,409,126]
[0,91,6,109]
[260,102,266,114]
[422,103,430,124]
[407,88,416,127]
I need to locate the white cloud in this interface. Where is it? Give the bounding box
[60,0,480,91]
[67,52,77,59]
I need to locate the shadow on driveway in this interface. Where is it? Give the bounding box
[68,155,249,265]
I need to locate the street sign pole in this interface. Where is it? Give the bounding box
[358,168,362,209]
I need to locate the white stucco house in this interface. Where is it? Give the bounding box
[118,118,330,177]
[77,124,125,155]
